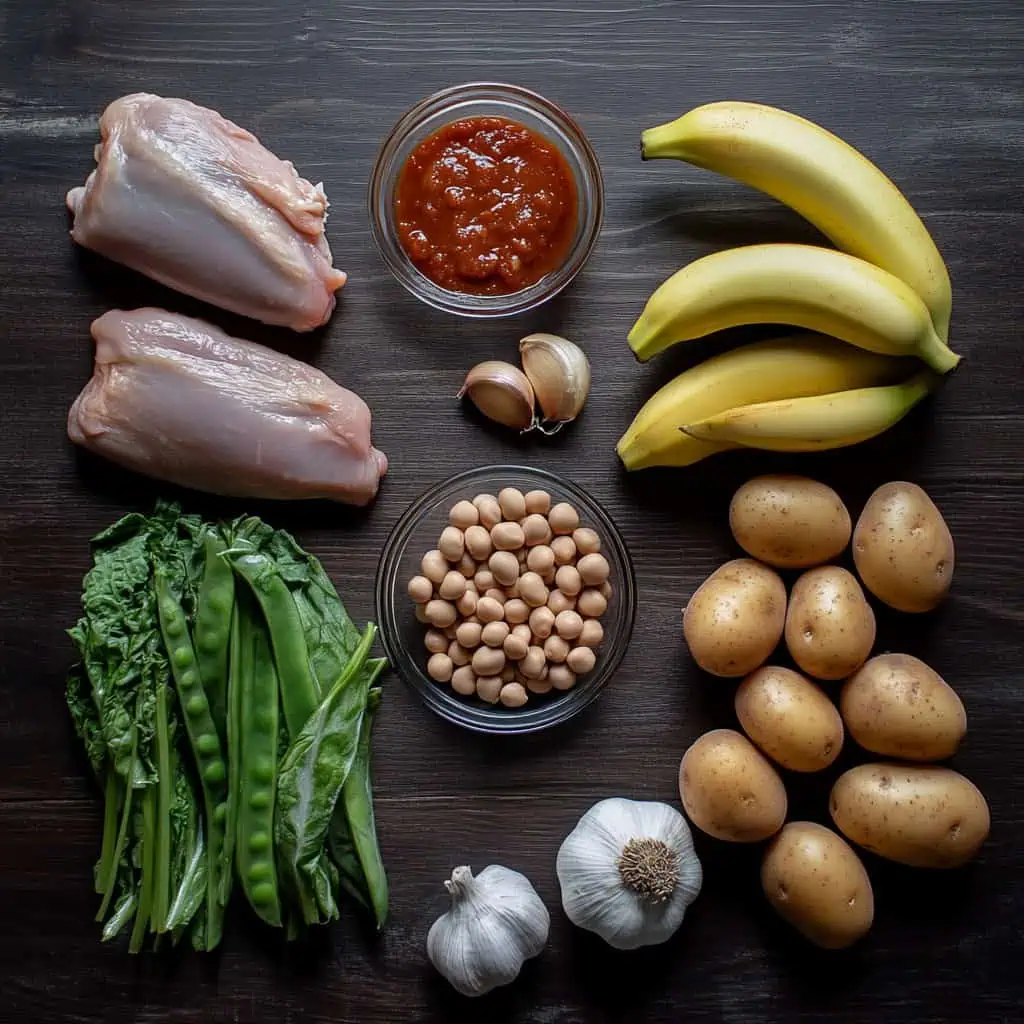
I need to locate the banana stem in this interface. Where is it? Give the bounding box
[640,121,685,161]
[917,328,961,374]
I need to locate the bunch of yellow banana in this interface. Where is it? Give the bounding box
[617,101,960,470]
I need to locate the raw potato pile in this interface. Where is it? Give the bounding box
[407,488,612,708]
[677,474,990,950]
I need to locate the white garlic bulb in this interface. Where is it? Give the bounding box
[426,864,549,997]
[556,797,702,950]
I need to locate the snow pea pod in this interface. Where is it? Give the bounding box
[155,570,228,951]
[192,528,235,746]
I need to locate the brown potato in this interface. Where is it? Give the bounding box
[761,822,874,949]
[683,559,786,677]
[853,481,954,612]
[785,566,875,680]
[841,654,966,761]
[679,729,787,842]
[735,666,844,772]
[729,475,851,568]
[830,764,990,868]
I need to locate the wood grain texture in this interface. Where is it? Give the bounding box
[1,0,1023,1021]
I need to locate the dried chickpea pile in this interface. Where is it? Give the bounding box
[407,487,613,708]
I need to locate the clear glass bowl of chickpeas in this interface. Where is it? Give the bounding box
[375,466,636,734]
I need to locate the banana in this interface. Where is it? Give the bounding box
[616,333,915,470]
[681,369,938,453]
[641,101,953,340]
[627,244,960,373]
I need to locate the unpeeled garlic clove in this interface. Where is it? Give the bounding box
[458,360,536,432]
[519,334,591,433]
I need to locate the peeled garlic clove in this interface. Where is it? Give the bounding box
[519,334,591,432]
[458,360,536,432]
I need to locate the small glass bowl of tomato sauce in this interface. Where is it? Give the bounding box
[369,82,604,317]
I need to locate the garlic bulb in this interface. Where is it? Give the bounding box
[427,864,549,997]
[519,333,591,433]
[556,797,702,950]
[458,361,536,432]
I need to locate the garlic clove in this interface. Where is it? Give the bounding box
[459,360,536,432]
[518,333,591,433]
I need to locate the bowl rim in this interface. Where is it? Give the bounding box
[375,465,637,735]
[367,81,605,319]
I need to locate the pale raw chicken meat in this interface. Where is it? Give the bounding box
[67,94,346,332]
[69,309,387,505]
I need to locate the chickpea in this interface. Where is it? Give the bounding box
[577,589,608,618]
[472,645,505,677]
[516,549,528,568]
[526,544,555,575]
[491,521,525,552]
[408,575,433,603]
[425,599,457,628]
[520,646,547,679]
[438,526,465,562]
[421,549,448,585]
[456,553,478,579]
[444,625,459,640]
[450,500,479,530]
[448,642,471,667]
[577,619,604,647]
[503,598,530,624]
[548,664,577,691]
[500,682,529,708]
[474,569,496,592]
[577,553,610,587]
[529,605,555,639]
[464,524,493,562]
[489,550,520,587]
[599,581,613,600]
[549,502,580,535]
[518,572,549,608]
[526,676,553,695]
[481,621,510,648]
[476,676,503,703]
[484,588,507,606]
[524,489,552,515]
[427,653,454,683]
[544,635,570,663]
[498,487,527,522]
[503,632,529,661]
[541,566,557,586]
[451,666,477,696]
[424,629,449,654]
[476,596,504,624]
[456,589,478,617]
[555,565,582,596]
[472,494,502,529]
[414,604,431,624]
[551,536,577,565]
[522,514,552,547]
[511,622,533,643]
[547,590,576,615]
[439,570,467,601]
[572,528,601,555]
[567,646,597,675]
[554,609,584,640]
[455,620,482,649]
[501,664,516,683]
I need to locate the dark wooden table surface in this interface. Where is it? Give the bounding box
[2,2,1022,1021]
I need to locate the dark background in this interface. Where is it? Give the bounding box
[1,1,1022,1021]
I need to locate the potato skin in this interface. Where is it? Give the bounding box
[785,567,876,680]
[761,822,874,949]
[735,666,844,772]
[679,728,787,842]
[853,481,955,613]
[729,475,851,569]
[830,764,990,868]
[683,559,786,678]
[841,654,966,761]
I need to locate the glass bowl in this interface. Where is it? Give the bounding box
[368,82,604,318]
[376,466,636,735]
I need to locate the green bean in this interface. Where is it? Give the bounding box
[152,683,172,933]
[224,548,319,736]
[235,610,282,927]
[193,529,235,746]
[155,570,228,951]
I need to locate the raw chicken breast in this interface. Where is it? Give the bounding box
[67,94,346,332]
[69,309,387,505]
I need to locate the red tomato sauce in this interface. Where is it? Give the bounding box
[395,116,578,295]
